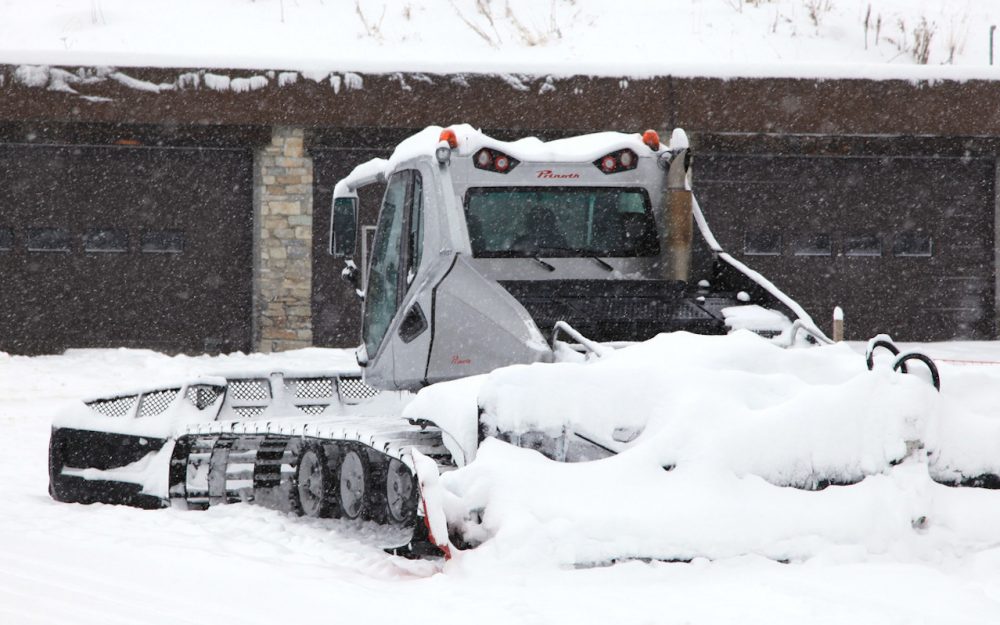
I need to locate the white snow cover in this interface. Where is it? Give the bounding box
[389,124,663,170]
[5,344,1000,623]
[403,374,485,468]
[446,124,666,161]
[411,331,1000,566]
[1,1,998,80]
[333,157,388,198]
[62,441,175,498]
[722,303,792,334]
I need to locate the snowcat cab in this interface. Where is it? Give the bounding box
[331,125,826,391]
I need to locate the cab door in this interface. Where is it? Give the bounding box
[360,171,408,388]
[389,168,433,389]
[360,169,430,390]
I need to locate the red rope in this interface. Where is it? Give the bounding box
[935,358,1000,366]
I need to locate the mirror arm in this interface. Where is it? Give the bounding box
[341,260,364,300]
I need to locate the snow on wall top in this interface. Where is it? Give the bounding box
[0,0,998,82]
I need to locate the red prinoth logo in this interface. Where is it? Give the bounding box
[451,356,471,365]
[536,170,580,179]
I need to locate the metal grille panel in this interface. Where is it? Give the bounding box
[498,279,725,342]
[296,404,328,416]
[339,377,380,401]
[86,395,137,418]
[288,378,334,399]
[138,389,179,417]
[185,385,225,410]
[229,379,270,401]
[233,406,266,419]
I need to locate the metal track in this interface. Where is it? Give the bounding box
[168,415,455,555]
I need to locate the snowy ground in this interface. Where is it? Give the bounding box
[0,0,998,79]
[3,343,1000,624]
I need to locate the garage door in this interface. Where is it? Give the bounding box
[0,143,253,355]
[697,154,996,341]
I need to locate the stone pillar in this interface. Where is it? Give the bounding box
[253,127,313,352]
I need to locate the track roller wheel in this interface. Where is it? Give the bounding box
[338,445,370,520]
[293,444,338,518]
[385,458,418,525]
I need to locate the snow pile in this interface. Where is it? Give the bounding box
[413,331,1000,565]
[442,441,1000,567]
[0,1,997,79]
[478,332,932,485]
[722,304,793,334]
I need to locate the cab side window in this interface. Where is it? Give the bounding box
[362,172,408,357]
[405,171,423,284]
[362,169,425,357]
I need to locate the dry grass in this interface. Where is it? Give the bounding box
[355,0,387,41]
[804,0,832,28]
[865,6,939,65]
[450,0,565,48]
[911,17,935,64]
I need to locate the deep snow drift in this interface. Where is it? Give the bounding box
[408,331,1000,566]
[6,341,1000,623]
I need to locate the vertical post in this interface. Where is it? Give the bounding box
[253,126,314,352]
[991,25,997,65]
[832,306,844,342]
[994,159,1000,338]
[664,129,693,282]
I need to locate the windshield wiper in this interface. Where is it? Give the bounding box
[524,247,612,272]
[589,256,614,272]
[532,256,556,272]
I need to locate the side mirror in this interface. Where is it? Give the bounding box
[329,197,358,258]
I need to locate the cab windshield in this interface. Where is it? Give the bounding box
[464,187,660,258]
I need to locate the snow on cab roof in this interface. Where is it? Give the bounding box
[335,124,676,197]
[398,124,668,164]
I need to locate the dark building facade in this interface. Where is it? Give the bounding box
[1,65,998,353]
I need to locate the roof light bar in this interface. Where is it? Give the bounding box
[473,148,519,174]
[642,129,660,151]
[439,128,458,149]
[593,148,638,174]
